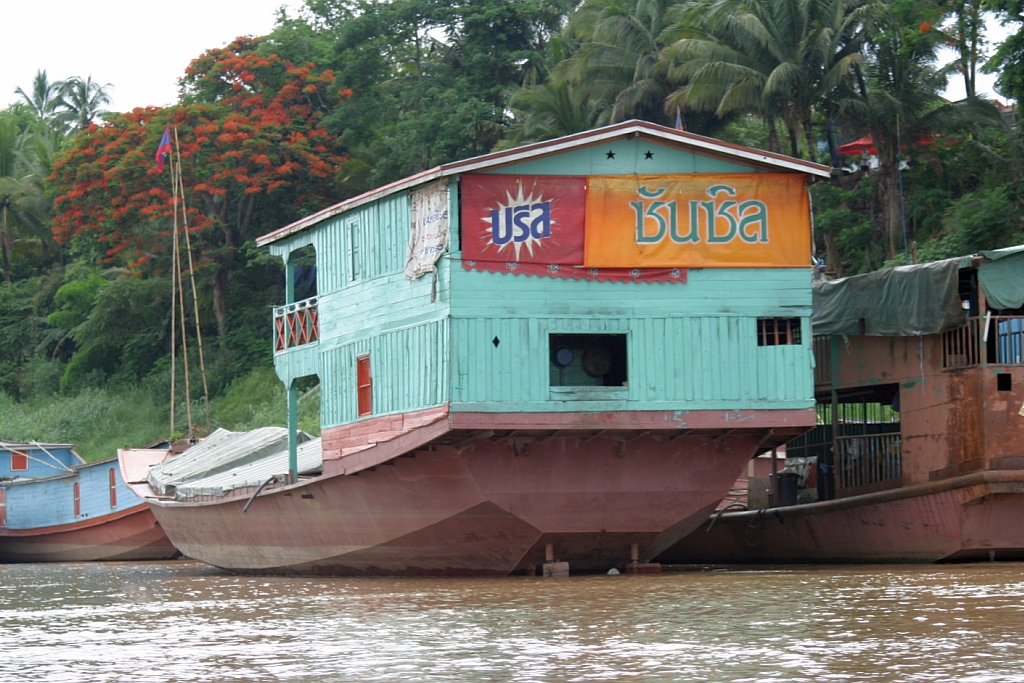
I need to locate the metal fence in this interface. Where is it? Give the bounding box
[836,433,902,489]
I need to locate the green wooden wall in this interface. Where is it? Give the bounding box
[448,268,812,413]
[270,138,815,431]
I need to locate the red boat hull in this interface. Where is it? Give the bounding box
[658,470,1024,564]
[0,505,180,563]
[147,434,764,575]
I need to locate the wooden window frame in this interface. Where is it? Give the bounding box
[757,318,802,346]
[109,468,117,508]
[73,482,81,517]
[357,354,373,417]
[348,221,361,282]
[10,450,28,472]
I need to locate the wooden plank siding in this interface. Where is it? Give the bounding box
[2,460,140,530]
[319,320,449,427]
[486,138,766,176]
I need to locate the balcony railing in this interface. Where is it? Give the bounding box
[942,315,1024,368]
[836,433,901,489]
[274,297,319,352]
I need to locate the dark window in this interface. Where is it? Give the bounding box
[998,373,1012,392]
[758,318,802,346]
[357,355,372,416]
[10,450,27,471]
[549,334,628,387]
[73,483,81,517]
[109,468,117,508]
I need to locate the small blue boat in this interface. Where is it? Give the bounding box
[0,442,178,562]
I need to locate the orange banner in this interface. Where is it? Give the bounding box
[584,174,811,268]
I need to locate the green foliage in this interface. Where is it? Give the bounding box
[209,366,320,435]
[0,386,168,461]
[918,186,1023,260]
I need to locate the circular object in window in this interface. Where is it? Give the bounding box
[582,347,612,377]
[552,346,574,368]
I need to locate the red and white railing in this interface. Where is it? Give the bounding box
[274,297,319,352]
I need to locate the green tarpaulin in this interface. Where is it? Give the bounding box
[978,246,1024,311]
[812,258,965,336]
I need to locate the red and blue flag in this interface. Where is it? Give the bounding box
[155,127,172,173]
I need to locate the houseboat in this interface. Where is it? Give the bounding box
[660,247,1024,564]
[0,442,178,562]
[120,120,829,576]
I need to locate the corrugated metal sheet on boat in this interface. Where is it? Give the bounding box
[147,427,321,499]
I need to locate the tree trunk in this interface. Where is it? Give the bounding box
[0,209,11,283]
[765,115,780,154]
[877,156,903,261]
[211,265,229,339]
[803,117,816,163]
[823,230,843,278]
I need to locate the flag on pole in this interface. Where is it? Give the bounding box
[155,127,172,173]
[674,107,684,131]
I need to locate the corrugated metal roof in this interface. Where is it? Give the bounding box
[148,427,320,499]
[256,119,831,247]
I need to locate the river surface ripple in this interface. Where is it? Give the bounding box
[2,561,1024,682]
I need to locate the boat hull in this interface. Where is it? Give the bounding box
[0,505,180,563]
[658,470,1024,564]
[147,434,761,576]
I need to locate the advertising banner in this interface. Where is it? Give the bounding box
[405,181,450,280]
[584,173,810,268]
[461,174,587,265]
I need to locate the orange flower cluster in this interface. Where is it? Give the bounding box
[51,37,348,275]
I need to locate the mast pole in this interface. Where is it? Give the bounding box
[172,127,211,431]
[169,136,178,438]
[172,130,194,436]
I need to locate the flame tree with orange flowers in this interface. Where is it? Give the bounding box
[50,37,349,340]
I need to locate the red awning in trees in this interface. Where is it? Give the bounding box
[838,135,877,156]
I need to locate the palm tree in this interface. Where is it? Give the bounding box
[0,117,50,282]
[57,76,113,131]
[501,77,604,147]
[14,70,65,122]
[559,0,676,125]
[838,22,1003,259]
[661,0,885,159]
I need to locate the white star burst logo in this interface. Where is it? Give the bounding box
[483,184,554,261]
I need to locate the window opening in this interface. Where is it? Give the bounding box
[10,450,28,472]
[549,334,628,387]
[291,244,317,300]
[357,355,372,416]
[109,468,117,508]
[758,318,802,346]
[73,482,81,517]
[348,222,360,282]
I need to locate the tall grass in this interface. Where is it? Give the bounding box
[0,367,320,462]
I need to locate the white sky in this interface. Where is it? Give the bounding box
[1,0,303,113]
[0,3,1015,115]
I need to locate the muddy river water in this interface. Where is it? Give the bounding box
[2,560,1024,682]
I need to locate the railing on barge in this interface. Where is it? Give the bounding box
[274,297,319,352]
[943,315,1024,368]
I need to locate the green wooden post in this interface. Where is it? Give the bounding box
[288,379,298,482]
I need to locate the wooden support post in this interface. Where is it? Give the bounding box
[769,447,778,508]
[288,380,298,483]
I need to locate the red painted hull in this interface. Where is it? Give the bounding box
[658,470,1024,564]
[146,434,767,576]
[0,505,180,563]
